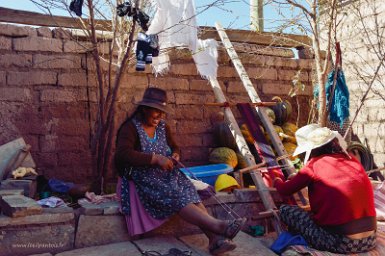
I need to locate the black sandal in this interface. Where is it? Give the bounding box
[142,248,192,256]
[209,239,236,255]
[224,217,247,240]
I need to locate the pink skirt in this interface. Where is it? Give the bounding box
[116,178,167,236]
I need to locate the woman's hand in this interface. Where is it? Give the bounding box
[152,154,174,171]
[171,153,180,162]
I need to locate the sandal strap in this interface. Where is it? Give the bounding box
[225,218,246,239]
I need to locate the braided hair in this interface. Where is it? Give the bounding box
[309,138,344,159]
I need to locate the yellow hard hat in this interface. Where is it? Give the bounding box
[215,174,240,192]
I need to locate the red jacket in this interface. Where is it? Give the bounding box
[275,153,376,230]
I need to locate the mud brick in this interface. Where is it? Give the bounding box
[13,37,63,52]
[149,77,189,91]
[0,36,11,50]
[0,24,34,37]
[58,72,87,87]
[37,27,53,38]
[189,79,211,91]
[247,67,278,80]
[169,63,198,76]
[40,89,76,103]
[34,54,81,69]
[0,87,32,102]
[64,41,93,53]
[120,74,148,89]
[0,71,5,85]
[7,71,57,86]
[0,53,32,68]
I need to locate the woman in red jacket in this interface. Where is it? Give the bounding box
[115,87,245,255]
[274,124,376,253]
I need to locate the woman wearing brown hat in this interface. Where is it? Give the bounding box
[115,87,245,254]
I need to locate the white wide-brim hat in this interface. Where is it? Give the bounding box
[292,124,348,164]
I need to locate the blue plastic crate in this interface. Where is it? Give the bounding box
[179,163,233,186]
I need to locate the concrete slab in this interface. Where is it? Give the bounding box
[0,194,42,217]
[75,215,130,248]
[180,232,277,256]
[56,241,140,256]
[133,235,197,255]
[0,189,24,197]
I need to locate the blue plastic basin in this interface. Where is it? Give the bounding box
[180,163,233,186]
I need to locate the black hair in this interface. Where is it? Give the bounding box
[309,138,344,159]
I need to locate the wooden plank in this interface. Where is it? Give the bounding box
[201,26,312,48]
[0,7,111,31]
[215,22,308,207]
[208,78,282,233]
[232,42,295,58]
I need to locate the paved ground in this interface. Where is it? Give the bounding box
[29,231,276,256]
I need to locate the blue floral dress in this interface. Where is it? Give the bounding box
[121,118,201,219]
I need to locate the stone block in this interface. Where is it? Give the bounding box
[0,179,36,198]
[0,53,33,68]
[55,241,139,256]
[75,215,130,248]
[0,36,11,50]
[7,71,57,86]
[0,222,74,256]
[0,24,34,37]
[0,195,42,217]
[33,54,81,69]
[13,37,63,53]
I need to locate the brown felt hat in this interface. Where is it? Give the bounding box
[135,87,171,113]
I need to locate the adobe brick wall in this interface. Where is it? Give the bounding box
[332,0,385,166]
[0,23,314,183]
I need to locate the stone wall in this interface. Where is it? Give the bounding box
[334,0,385,166]
[0,23,314,184]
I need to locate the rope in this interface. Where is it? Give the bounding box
[174,159,242,220]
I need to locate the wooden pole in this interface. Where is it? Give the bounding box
[215,22,308,206]
[250,0,264,32]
